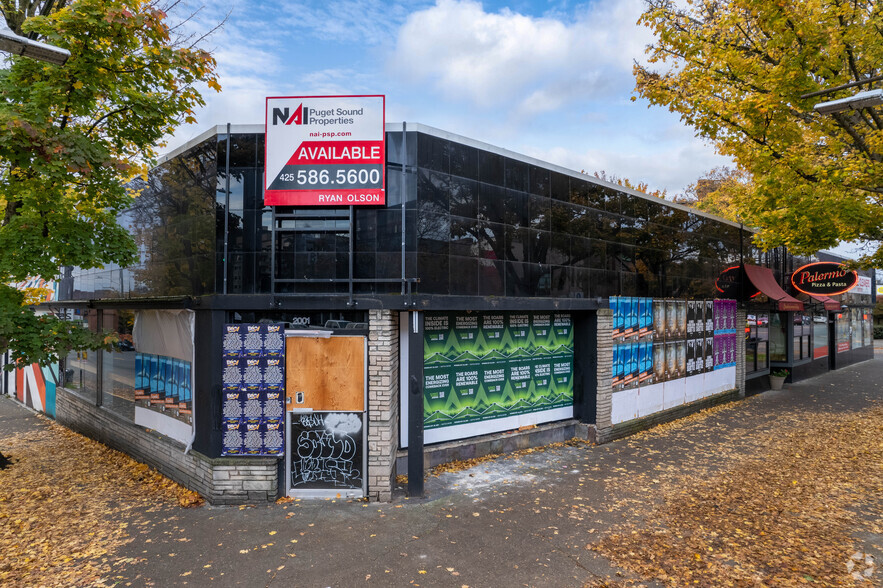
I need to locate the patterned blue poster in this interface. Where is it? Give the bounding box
[221,324,286,456]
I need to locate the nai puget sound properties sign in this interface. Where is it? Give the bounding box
[264,95,385,206]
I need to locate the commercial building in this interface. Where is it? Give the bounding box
[11,115,873,504]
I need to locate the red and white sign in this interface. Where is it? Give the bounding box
[853,275,872,295]
[264,95,385,206]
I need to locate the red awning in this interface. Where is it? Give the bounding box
[743,264,805,311]
[810,294,840,311]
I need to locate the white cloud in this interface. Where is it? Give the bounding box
[390,0,649,114]
[277,0,415,44]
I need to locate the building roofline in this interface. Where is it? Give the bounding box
[157,124,264,166]
[159,122,744,230]
[394,122,746,231]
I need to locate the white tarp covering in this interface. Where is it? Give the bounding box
[133,310,194,363]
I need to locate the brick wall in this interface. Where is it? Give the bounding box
[366,309,399,502]
[594,308,614,443]
[56,388,277,505]
[736,307,747,398]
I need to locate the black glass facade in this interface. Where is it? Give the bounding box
[406,132,746,299]
[60,125,756,303]
[62,139,217,300]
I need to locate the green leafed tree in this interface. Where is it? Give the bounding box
[634,0,883,267]
[0,0,219,367]
[674,166,754,222]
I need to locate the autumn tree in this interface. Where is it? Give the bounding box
[675,166,753,222]
[0,0,219,367]
[592,170,668,200]
[635,0,883,267]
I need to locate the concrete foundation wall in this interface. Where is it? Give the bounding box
[395,419,589,473]
[604,389,740,442]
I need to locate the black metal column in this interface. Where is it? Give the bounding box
[574,311,598,423]
[193,309,226,457]
[407,310,424,498]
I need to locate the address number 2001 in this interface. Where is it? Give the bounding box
[279,168,381,186]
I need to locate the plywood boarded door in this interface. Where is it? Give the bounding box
[285,336,365,411]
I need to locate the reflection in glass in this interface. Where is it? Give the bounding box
[769,312,787,362]
[63,310,98,402]
[102,309,136,420]
[812,312,828,358]
[62,129,758,301]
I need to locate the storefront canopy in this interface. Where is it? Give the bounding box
[743,264,804,311]
[809,294,841,311]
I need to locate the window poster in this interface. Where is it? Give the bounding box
[638,341,654,384]
[221,324,286,456]
[676,340,687,377]
[686,338,696,376]
[653,341,667,382]
[621,343,639,388]
[612,343,623,388]
[687,300,696,336]
[665,300,678,339]
[705,300,714,334]
[653,300,666,340]
[675,301,687,338]
[639,298,653,338]
[704,336,714,372]
[611,297,625,340]
[624,297,639,339]
[665,341,678,380]
[423,312,573,433]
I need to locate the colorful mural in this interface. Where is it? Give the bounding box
[8,363,58,417]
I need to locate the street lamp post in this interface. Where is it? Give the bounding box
[0,21,69,65]
[814,88,883,115]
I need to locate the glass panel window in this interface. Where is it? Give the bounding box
[851,308,862,348]
[835,312,850,353]
[102,310,136,420]
[63,309,98,403]
[812,312,828,358]
[745,311,770,373]
[769,312,787,363]
[745,337,757,372]
[758,340,768,370]
[792,312,811,360]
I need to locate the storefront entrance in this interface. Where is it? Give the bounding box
[284,334,367,498]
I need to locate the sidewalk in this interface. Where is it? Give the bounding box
[2,355,881,587]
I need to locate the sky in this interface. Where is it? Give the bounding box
[171,0,733,197]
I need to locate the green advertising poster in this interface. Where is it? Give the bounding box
[531,313,554,349]
[423,311,574,432]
